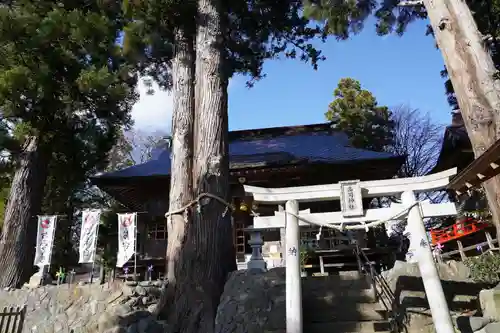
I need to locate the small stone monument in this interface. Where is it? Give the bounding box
[68,269,76,287]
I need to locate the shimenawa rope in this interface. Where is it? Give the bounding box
[164,192,233,219]
[285,201,420,234]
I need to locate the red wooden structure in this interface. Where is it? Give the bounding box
[431,217,491,245]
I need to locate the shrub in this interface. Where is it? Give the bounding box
[464,252,500,285]
[300,245,311,269]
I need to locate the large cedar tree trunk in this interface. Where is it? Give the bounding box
[0,136,51,288]
[154,25,198,328]
[165,28,195,283]
[191,0,236,326]
[156,0,236,331]
[423,0,500,238]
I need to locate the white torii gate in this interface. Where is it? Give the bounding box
[244,168,458,333]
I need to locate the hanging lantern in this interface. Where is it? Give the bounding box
[239,202,249,212]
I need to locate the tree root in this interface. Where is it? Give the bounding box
[154,279,218,333]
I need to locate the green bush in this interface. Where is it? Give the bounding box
[464,253,500,285]
[300,245,312,269]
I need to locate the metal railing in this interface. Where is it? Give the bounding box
[352,242,407,333]
[296,221,408,332]
[0,306,26,333]
[287,212,409,332]
[430,217,490,245]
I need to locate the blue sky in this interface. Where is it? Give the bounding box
[131,17,452,133]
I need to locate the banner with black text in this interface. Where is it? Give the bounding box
[116,213,137,267]
[34,216,57,268]
[78,210,101,263]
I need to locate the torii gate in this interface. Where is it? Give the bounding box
[244,168,458,333]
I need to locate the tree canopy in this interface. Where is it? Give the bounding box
[304,0,500,109]
[125,0,326,87]
[0,0,140,287]
[326,78,394,152]
[0,1,138,150]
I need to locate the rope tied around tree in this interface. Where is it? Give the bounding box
[164,192,234,223]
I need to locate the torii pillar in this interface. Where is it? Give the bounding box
[402,191,454,333]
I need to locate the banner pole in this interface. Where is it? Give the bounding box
[89,211,101,284]
[35,215,43,284]
[134,213,138,281]
[47,216,58,284]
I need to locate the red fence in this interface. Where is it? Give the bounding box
[431,217,490,245]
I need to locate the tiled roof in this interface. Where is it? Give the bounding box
[431,123,473,174]
[94,123,400,180]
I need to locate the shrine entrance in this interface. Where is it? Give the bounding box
[244,168,459,333]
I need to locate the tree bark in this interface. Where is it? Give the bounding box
[154,25,197,328]
[422,0,500,238]
[0,135,51,288]
[190,0,236,327]
[156,0,235,331]
[166,27,196,283]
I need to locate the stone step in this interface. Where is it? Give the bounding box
[302,275,371,290]
[303,273,371,282]
[302,289,377,304]
[303,270,365,279]
[303,303,388,322]
[304,321,392,333]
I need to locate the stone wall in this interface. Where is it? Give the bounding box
[215,268,286,333]
[1,260,489,333]
[381,260,487,333]
[0,281,165,333]
[215,262,488,333]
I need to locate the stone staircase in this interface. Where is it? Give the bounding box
[302,271,393,333]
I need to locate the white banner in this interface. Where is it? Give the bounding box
[34,216,57,268]
[116,213,137,268]
[78,210,101,263]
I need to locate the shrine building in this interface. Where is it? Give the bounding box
[92,123,405,276]
[430,111,499,260]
